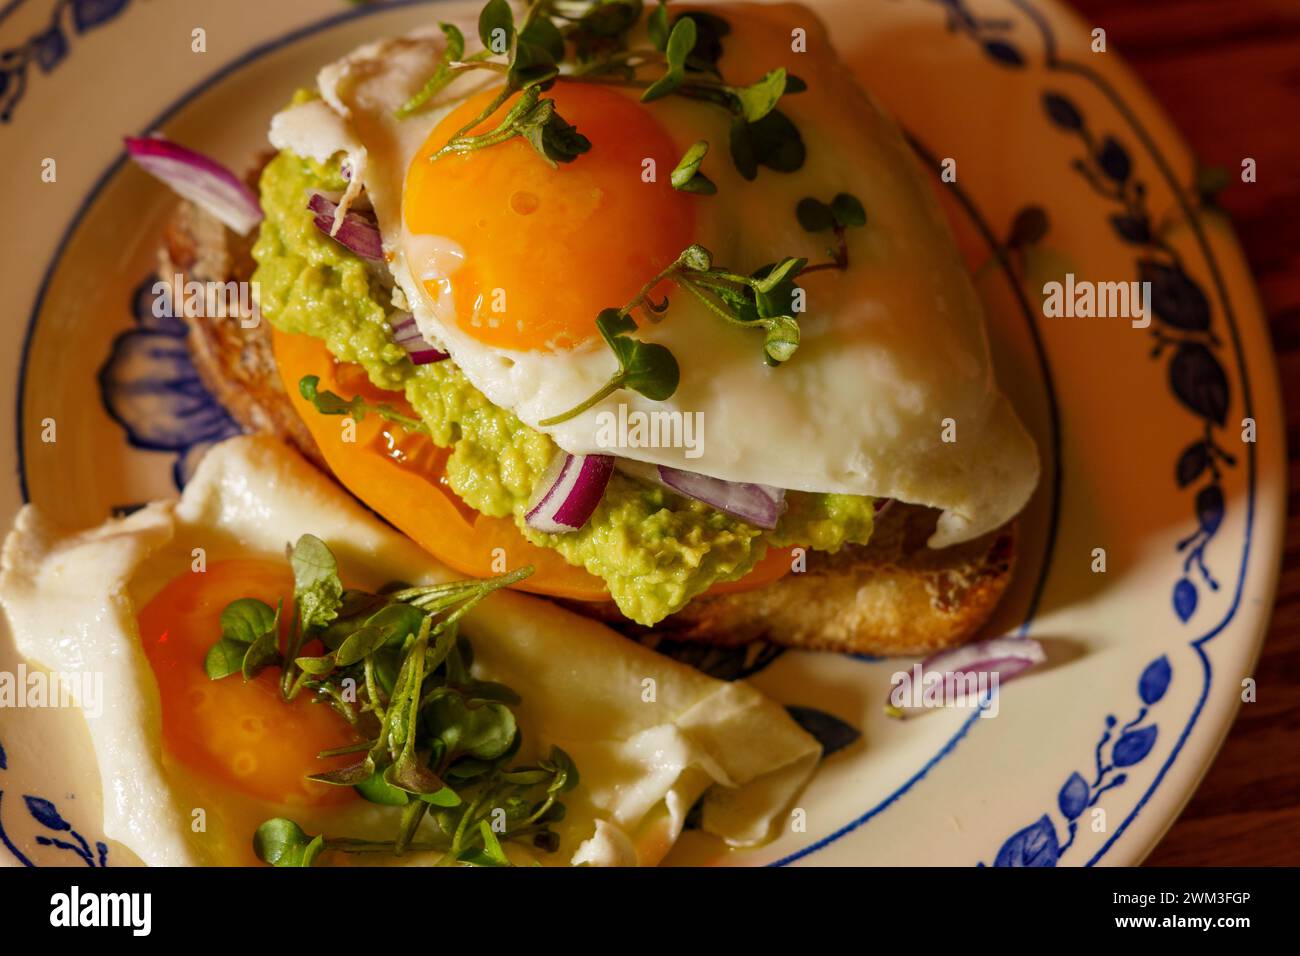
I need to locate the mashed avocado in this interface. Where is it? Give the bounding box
[251,150,874,624]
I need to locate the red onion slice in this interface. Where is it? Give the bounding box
[655,465,786,530]
[307,192,384,262]
[885,637,1046,718]
[526,453,615,533]
[389,314,449,365]
[124,136,262,236]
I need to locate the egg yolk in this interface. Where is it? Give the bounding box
[138,559,361,807]
[403,83,695,351]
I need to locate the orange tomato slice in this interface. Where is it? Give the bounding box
[271,329,791,602]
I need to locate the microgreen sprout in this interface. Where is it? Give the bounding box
[419,0,591,167]
[627,244,804,365]
[401,2,806,180]
[797,191,867,272]
[670,139,715,194]
[536,307,680,426]
[395,23,469,117]
[299,374,428,434]
[538,240,810,425]
[205,536,573,866]
[640,14,696,102]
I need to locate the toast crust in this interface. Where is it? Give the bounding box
[161,199,325,470]
[167,199,1017,657]
[564,507,1015,656]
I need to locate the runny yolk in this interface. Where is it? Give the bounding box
[403,83,695,352]
[138,559,361,807]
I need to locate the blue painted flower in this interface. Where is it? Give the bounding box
[0,738,109,867]
[1,0,134,122]
[98,277,243,488]
[985,655,1172,866]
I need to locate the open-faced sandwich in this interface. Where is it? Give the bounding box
[2,0,1045,869]
[150,0,1038,656]
[2,436,820,865]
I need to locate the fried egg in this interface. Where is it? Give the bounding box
[0,436,818,866]
[268,0,1037,548]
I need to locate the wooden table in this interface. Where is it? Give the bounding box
[1066,0,1300,866]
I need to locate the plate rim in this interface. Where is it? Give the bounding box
[1,0,1286,868]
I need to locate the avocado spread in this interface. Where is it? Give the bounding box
[251,150,875,625]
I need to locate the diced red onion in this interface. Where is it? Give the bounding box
[124,135,262,235]
[389,313,449,365]
[526,453,615,533]
[873,498,892,517]
[307,192,384,262]
[886,637,1046,718]
[654,465,786,530]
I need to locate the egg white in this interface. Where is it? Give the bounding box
[0,436,819,866]
[267,1,1038,547]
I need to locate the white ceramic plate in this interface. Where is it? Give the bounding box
[0,0,1285,867]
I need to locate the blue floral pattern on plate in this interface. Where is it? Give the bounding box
[0,740,109,867]
[0,0,132,122]
[2,0,1262,869]
[985,657,1171,866]
[98,277,243,490]
[1038,94,1234,624]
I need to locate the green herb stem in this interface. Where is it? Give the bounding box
[536,373,623,427]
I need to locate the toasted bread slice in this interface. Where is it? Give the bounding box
[167,200,1016,656]
[160,188,325,471]
[566,508,1015,655]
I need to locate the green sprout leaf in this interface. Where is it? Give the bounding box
[517,95,592,165]
[294,653,336,676]
[675,249,807,364]
[419,786,464,807]
[752,255,807,295]
[830,191,867,228]
[796,192,867,270]
[426,693,519,762]
[356,769,411,806]
[537,305,680,426]
[678,243,713,272]
[241,599,283,681]
[291,534,344,631]
[308,753,377,787]
[642,16,696,102]
[396,23,466,117]
[220,598,276,644]
[207,596,280,680]
[508,36,559,90]
[519,15,565,61]
[459,819,510,866]
[333,624,394,667]
[578,0,643,38]
[670,139,716,194]
[254,818,319,868]
[615,337,680,400]
[203,639,247,681]
[436,87,589,168]
[545,746,581,794]
[478,0,514,54]
[648,0,670,50]
[734,67,787,123]
[676,10,730,75]
[298,375,428,434]
[796,197,835,232]
[729,109,805,180]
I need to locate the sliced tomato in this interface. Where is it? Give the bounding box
[271,329,791,602]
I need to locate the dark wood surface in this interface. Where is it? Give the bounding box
[1066,0,1300,866]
